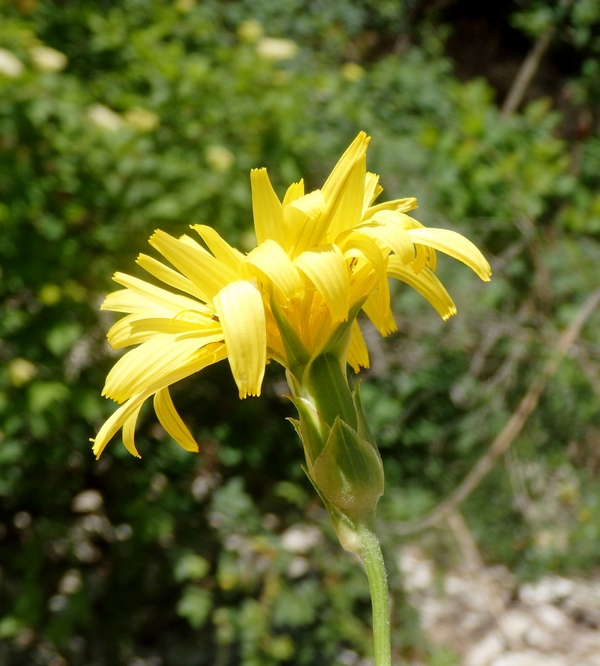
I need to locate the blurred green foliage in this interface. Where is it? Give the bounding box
[1,1,600,664]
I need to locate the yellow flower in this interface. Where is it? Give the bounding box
[93,132,491,458]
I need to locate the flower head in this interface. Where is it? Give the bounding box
[93,132,491,458]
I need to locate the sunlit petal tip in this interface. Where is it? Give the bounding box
[154,388,199,452]
[322,132,371,202]
[190,224,244,270]
[381,320,398,337]
[251,168,285,246]
[388,257,459,321]
[363,172,384,209]
[148,228,238,301]
[441,306,458,322]
[408,228,492,282]
[100,290,119,311]
[282,179,305,206]
[357,130,371,146]
[123,405,143,457]
[92,394,147,459]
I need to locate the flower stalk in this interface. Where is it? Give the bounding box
[357,520,391,666]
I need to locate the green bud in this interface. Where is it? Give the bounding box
[312,417,384,519]
[302,466,362,553]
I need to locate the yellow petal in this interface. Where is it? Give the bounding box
[109,273,205,314]
[341,232,391,315]
[122,403,143,457]
[362,290,397,336]
[93,344,227,458]
[149,230,238,301]
[102,289,160,315]
[107,314,222,350]
[282,179,305,205]
[355,212,414,265]
[137,253,208,302]
[363,172,383,211]
[242,239,303,299]
[285,189,326,256]
[348,320,370,372]
[394,212,423,230]
[362,197,418,221]
[294,244,350,323]
[213,280,266,398]
[321,132,370,201]
[103,334,218,403]
[340,232,387,277]
[349,262,380,305]
[326,153,366,241]
[407,228,492,281]
[303,133,369,248]
[176,234,209,251]
[387,256,457,320]
[154,387,199,452]
[93,392,148,459]
[191,224,244,270]
[251,168,285,246]
[412,242,437,274]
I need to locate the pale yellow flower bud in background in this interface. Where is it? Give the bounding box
[124,107,160,132]
[86,104,124,131]
[0,48,24,78]
[256,37,298,61]
[342,63,365,83]
[38,284,62,306]
[237,19,264,43]
[8,358,37,387]
[30,45,68,72]
[205,145,235,172]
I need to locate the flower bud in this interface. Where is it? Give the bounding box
[312,417,384,517]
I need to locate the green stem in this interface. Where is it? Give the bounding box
[357,521,392,666]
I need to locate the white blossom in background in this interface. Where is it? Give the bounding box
[59,569,83,595]
[0,48,24,77]
[124,107,160,132]
[237,19,264,43]
[280,525,322,554]
[72,489,104,513]
[205,144,235,172]
[86,104,124,131]
[30,45,68,72]
[8,358,37,387]
[342,62,365,82]
[256,37,298,61]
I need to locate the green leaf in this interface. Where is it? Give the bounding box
[174,553,210,582]
[28,382,70,413]
[45,322,82,357]
[176,586,212,629]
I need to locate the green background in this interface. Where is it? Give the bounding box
[1,1,600,664]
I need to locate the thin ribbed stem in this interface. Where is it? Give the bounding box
[357,521,392,666]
